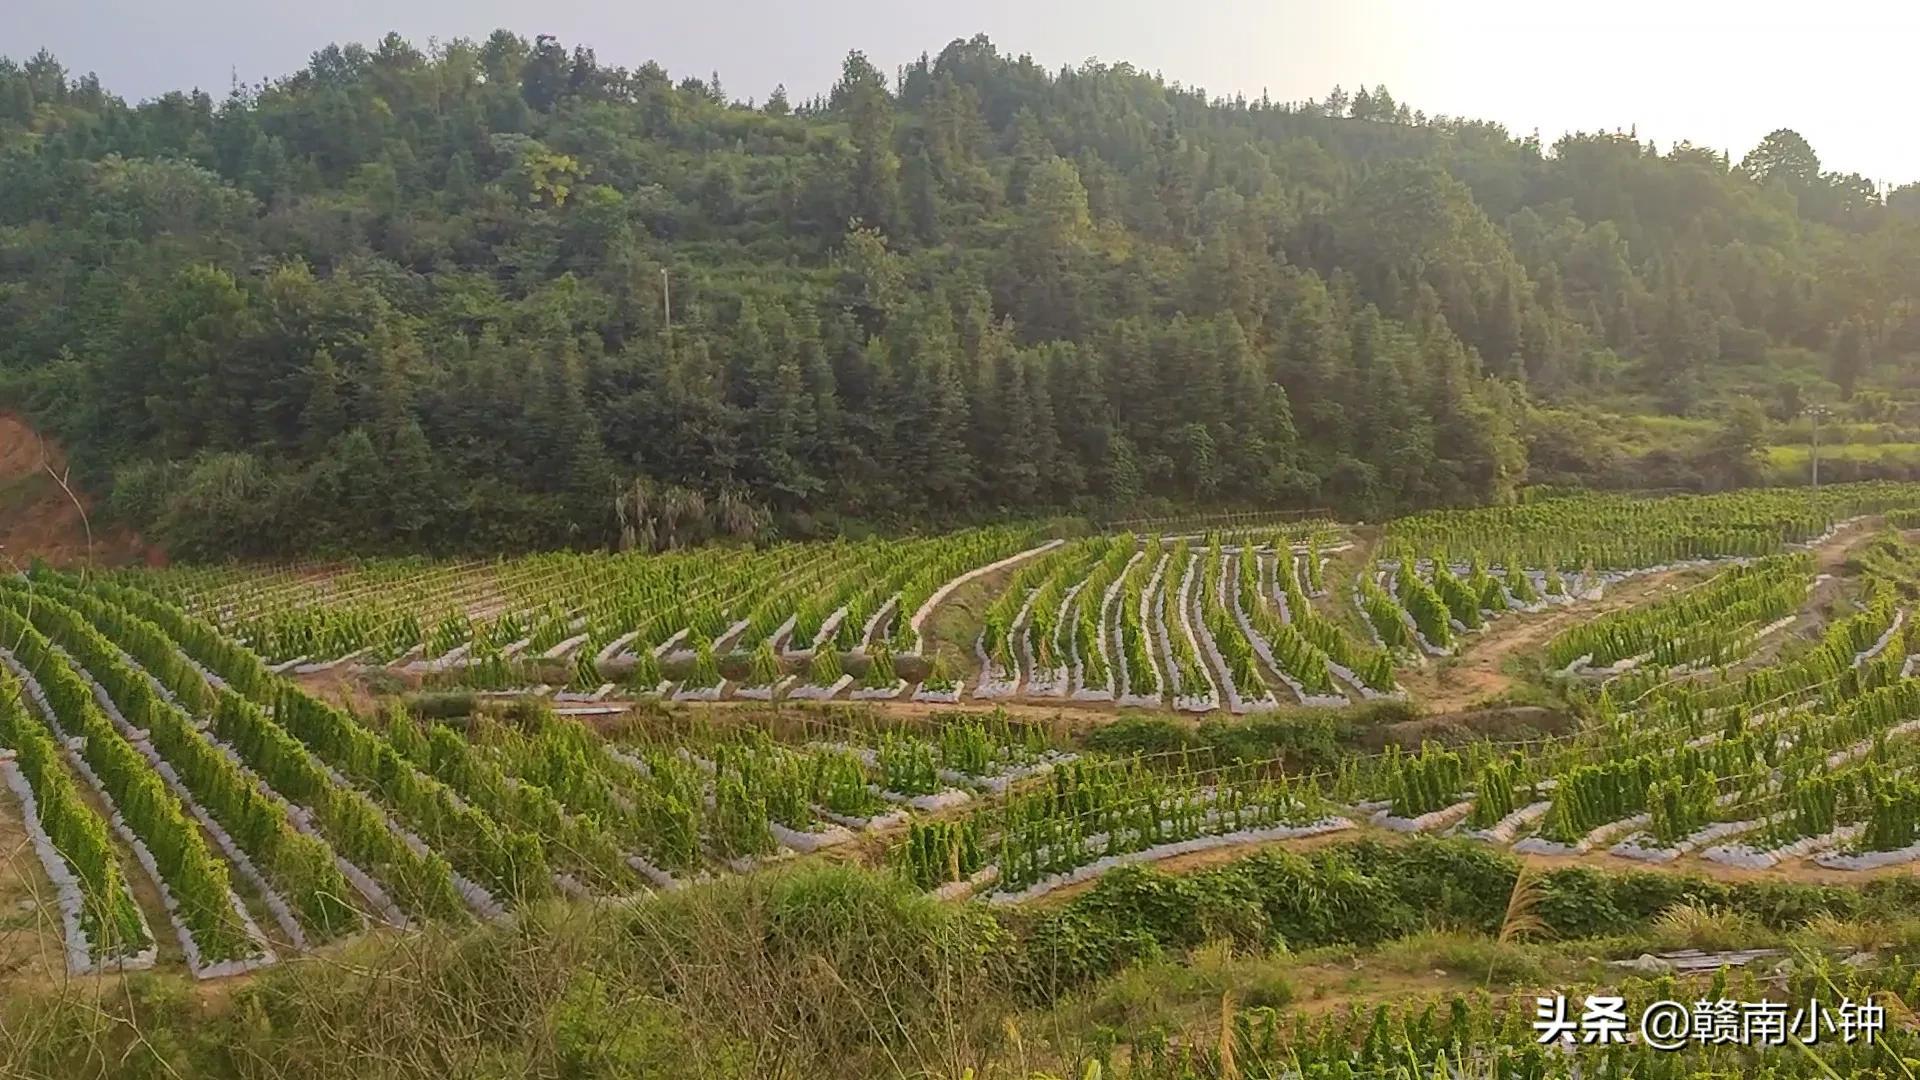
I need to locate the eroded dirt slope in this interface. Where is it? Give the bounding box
[0,413,150,569]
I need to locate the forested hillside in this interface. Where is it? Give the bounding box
[3,33,1918,557]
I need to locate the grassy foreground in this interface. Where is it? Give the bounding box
[6,863,1009,1079]
[9,838,1920,1077]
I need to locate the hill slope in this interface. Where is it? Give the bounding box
[2,34,1919,558]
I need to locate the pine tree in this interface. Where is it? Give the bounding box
[834,51,900,232]
[300,349,347,455]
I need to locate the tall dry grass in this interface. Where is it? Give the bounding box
[0,863,1018,1079]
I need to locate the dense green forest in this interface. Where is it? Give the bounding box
[4,32,1920,557]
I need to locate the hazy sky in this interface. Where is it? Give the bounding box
[8,0,1917,184]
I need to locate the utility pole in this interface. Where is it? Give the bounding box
[1806,403,1829,490]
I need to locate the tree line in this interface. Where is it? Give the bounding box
[2,33,1917,557]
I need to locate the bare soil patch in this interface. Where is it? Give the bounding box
[0,414,150,570]
[1363,705,1572,750]
[293,666,412,716]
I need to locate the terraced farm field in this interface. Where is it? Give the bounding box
[121,483,1920,715]
[14,484,1920,1076]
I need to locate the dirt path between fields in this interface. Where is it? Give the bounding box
[1391,572,1704,713]
[0,796,71,983]
[1390,517,1884,714]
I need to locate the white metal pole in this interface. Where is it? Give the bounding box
[1811,406,1821,490]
